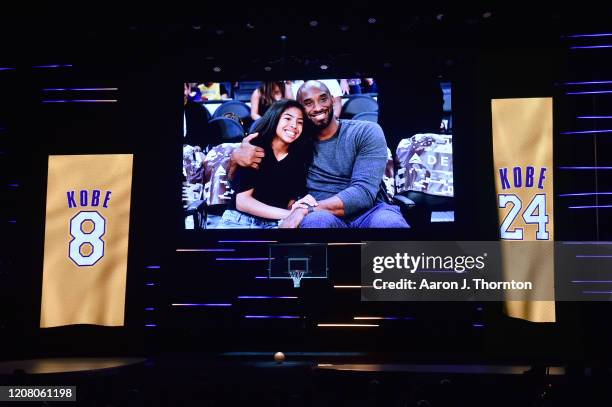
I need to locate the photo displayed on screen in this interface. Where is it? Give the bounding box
[182,78,453,230]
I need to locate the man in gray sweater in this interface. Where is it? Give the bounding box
[231,80,408,229]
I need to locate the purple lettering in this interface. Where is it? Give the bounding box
[67,191,77,208]
[512,167,522,188]
[80,190,88,206]
[499,168,511,190]
[538,168,547,189]
[92,190,101,207]
[103,191,112,208]
[526,166,534,188]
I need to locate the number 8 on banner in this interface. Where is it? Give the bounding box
[69,211,106,266]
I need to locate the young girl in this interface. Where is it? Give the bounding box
[218,99,316,229]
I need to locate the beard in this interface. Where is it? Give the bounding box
[309,107,334,129]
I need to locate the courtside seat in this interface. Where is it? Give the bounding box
[212,100,252,131]
[340,95,379,119]
[352,111,378,123]
[208,117,245,143]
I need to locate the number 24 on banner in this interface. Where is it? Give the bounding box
[498,194,549,240]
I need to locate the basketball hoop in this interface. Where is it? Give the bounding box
[268,247,327,287]
[288,270,305,288]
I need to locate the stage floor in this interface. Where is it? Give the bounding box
[0,357,145,375]
[0,354,607,406]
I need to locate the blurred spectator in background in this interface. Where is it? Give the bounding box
[184,83,218,150]
[250,81,294,120]
[198,82,229,101]
[361,78,378,93]
[341,78,362,95]
[185,82,202,101]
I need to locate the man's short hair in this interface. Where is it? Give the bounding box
[296,80,332,103]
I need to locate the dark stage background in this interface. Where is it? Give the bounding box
[1,7,611,366]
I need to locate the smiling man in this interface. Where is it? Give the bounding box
[231,80,409,229]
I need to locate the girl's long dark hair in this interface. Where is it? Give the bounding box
[250,99,315,171]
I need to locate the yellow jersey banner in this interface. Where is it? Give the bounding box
[41,154,133,327]
[492,98,555,323]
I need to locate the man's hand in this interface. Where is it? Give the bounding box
[290,194,318,211]
[279,207,308,229]
[232,133,265,170]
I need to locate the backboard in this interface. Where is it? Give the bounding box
[268,243,328,287]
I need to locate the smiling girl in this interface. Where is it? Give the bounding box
[218,99,316,229]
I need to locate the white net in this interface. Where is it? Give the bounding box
[288,270,305,288]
